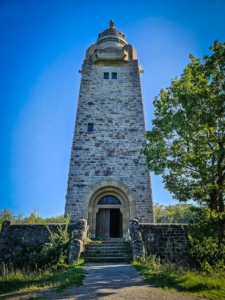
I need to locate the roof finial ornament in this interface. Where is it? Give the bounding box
[109,20,114,28]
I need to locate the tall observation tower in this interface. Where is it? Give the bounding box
[65,21,153,238]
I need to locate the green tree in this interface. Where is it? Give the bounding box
[0,208,14,228]
[0,207,65,226]
[154,203,195,223]
[22,207,44,223]
[142,40,225,267]
[0,208,14,220]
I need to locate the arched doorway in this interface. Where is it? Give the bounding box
[96,195,123,238]
[81,179,136,238]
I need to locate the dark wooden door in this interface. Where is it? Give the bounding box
[96,209,110,238]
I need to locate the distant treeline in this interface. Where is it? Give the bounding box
[0,203,197,229]
[0,207,64,228]
[154,203,196,224]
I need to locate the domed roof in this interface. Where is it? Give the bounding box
[96,20,127,46]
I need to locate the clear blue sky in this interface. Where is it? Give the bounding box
[1,0,225,217]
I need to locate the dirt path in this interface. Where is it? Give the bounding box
[2,263,204,300]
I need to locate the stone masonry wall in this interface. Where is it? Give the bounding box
[129,219,190,264]
[65,55,153,222]
[0,220,87,263]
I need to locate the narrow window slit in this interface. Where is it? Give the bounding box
[87,123,94,132]
[104,72,109,79]
[112,72,117,79]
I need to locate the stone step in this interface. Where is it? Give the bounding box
[84,256,132,262]
[84,239,132,263]
[91,238,124,243]
[86,240,130,244]
[85,246,130,251]
[85,245,129,249]
[85,245,129,250]
[84,254,131,260]
[86,249,131,254]
[85,240,130,244]
[85,253,131,258]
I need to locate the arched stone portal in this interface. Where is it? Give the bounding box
[82,179,136,237]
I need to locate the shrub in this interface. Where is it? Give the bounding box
[188,207,225,272]
[11,214,73,271]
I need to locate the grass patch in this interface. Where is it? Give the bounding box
[0,259,85,296]
[132,256,225,300]
[84,237,92,244]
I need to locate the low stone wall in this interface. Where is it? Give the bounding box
[1,218,189,265]
[129,219,189,264]
[0,219,88,264]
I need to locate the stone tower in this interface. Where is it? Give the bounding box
[65,21,153,237]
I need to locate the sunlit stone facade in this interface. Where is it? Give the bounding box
[65,21,153,237]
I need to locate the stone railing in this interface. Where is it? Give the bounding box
[129,219,190,264]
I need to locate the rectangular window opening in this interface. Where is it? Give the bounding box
[87,123,94,132]
[104,72,109,79]
[112,72,117,79]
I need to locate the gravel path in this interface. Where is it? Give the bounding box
[2,263,204,300]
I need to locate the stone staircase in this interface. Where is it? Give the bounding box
[83,238,132,262]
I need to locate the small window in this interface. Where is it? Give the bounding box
[112,72,117,79]
[87,123,94,132]
[104,72,109,79]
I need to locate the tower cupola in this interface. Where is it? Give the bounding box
[96,20,127,48]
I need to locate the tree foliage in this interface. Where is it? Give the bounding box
[0,208,14,225]
[188,207,225,271]
[142,40,225,268]
[0,207,64,229]
[142,41,225,215]
[153,203,195,223]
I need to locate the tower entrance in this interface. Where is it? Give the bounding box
[96,208,123,238]
[82,179,136,238]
